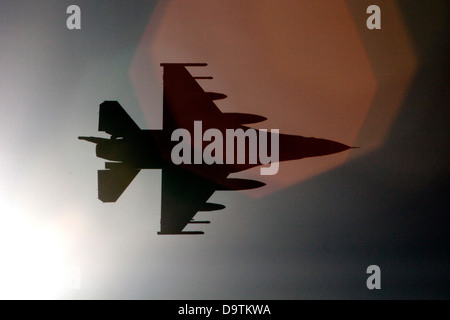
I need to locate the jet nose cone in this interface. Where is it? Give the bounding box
[325,140,352,154]
[309,138,352,157]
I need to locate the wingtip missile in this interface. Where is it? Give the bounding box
[160,63,207,67]
[189,220,211,224]
[157,231,205,235]
[194,76,213,80]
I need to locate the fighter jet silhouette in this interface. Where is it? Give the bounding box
[79,63,351,235]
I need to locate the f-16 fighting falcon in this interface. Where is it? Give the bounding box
[79,63,352,235]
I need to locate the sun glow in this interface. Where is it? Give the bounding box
[0,205,71,299]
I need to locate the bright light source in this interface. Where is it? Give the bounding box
[0,206,70,299]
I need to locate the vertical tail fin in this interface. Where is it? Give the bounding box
[99,101,140,137]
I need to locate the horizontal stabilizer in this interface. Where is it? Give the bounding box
[98,164,140,202]
[98,101,140,137]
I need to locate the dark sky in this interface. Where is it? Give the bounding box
[0,0,448,299]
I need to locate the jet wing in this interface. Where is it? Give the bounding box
[158,165,227,235]
[161,63,223,131]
